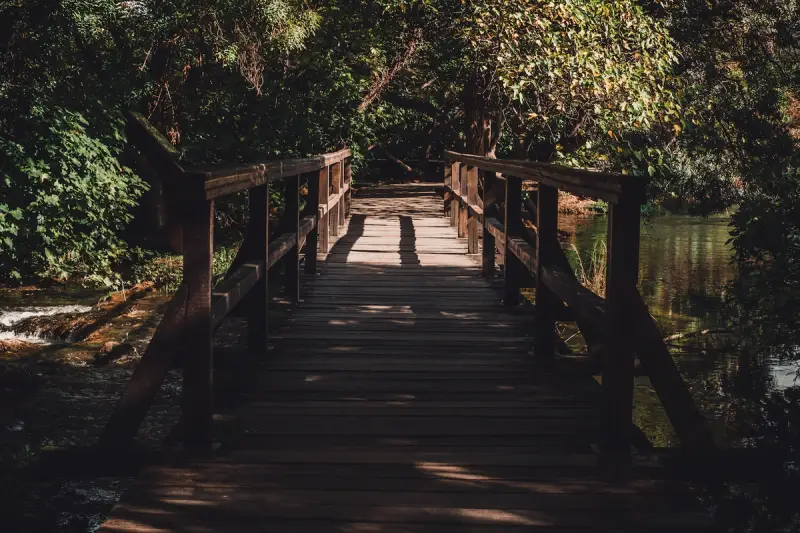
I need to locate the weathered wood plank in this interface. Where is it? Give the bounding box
[180,198,215,446]
[98,285,187,449]
[98,180,714,533]
[211,261,264,327]
[534,184,559,358]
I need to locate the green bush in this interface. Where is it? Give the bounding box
[130,244,241,293]
[0,106,147,282]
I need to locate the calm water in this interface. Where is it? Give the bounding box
[561,212,799,447]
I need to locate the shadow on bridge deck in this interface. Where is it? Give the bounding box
[98,183,715,533]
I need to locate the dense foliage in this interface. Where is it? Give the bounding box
[2,1,800,529]
[1,0,798,357]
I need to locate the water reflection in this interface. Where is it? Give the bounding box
[561,212,799,447]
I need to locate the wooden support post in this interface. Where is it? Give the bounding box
[503,177,524,305]
[481,170,497,277]
[444,164,452,217]
[338,162,346,232]
[303,171,320,275]
[450,162,460,227]
[282,175,300,302]
[458,164,468,238]
[535,184,559,358]
[318,166,330,254]
[603,196,641,456]
[246,184,269,352]
[330,162,341,237]
[344,159,352,219]
[180,195,215,447]
[467,165,479,254]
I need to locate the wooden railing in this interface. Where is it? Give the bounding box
[98,113,351,449]
[444,150,717,457]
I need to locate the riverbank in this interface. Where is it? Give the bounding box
[0,285,180,532]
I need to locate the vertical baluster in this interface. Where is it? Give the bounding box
[283,175,300,302]
[344,159,352,219]
[503,177,523,305]
[246,183,269,352]
[330,162,341,237]
[318,166,330,254]
[444,163,452,218]
[303,170,320,275]
[535,184,559,357]
[458,164,468,238]
[450,162,460,227]
[338,161,346,232]
[181,190,216,447]
[467,165,479,254]
[481,169,496,277]
[603,195,640,456]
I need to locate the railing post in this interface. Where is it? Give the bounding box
[318,166,330,253]
[535,184,559,357]
[330,162,342,237]
[467,166,479,254]
[503,176,524,305]
[444,163,452,218]
[603,195,641,456]
[450,162,460,227]
[282,175,300,302]
[303,170,320,275]
[458,164,468,238]
[180,191,215,447]
[481,170,497,277]
[338,162,346,232]
[246,183,269,352]
[344,159,352,219]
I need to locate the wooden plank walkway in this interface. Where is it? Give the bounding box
[99,183,714,532]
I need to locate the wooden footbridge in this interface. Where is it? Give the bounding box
[97,114,719,532]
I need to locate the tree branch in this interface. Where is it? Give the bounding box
[357,27,424,113]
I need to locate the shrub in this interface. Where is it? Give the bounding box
[0,106,147,283]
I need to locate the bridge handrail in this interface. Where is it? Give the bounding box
[444,150,644,204]
[443,151,717,457]
[99,113,351,449]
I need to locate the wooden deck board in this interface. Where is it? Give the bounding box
[99,183,715,532]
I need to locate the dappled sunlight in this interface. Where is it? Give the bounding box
[92,182,704,533]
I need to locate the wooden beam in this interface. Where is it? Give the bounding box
[485,217,505,246]
[125,112,183,176]
[180,197,215,447]
[503,177,524,306]
[444,150,645,205]
[282,175,301,302]
[246,184,270,353]
[458,165,468,238]
[298,215,316,249]
[443,165,452,218]
[211,262,265,328]
[450,162,460,227]
[630,292,718,455]
[318,167,330,253]
[507,237,536,272]
[98,284,188,449]
[535,184,559,358]
[481,170,497,277]
[267,233,299,269]
[344,160,352,218]
[603,198,640,456]
[303,171,320,275]
[539,264,607,327]
[188,149,352,200]
[330,162,342,237]
[467,166,479,254]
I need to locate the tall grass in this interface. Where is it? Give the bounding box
[569,239,607,296]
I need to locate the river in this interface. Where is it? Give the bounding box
[562,212,800,447]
